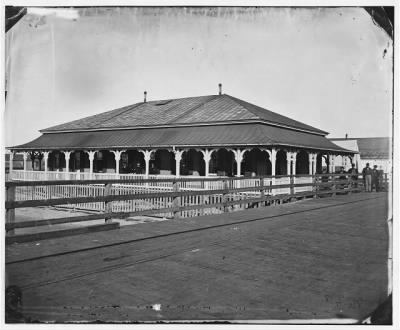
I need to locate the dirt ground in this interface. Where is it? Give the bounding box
[6,193,389,322]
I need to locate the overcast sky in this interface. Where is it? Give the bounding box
[4,6,393,147]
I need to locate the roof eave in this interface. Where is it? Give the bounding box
[40,119,328,136]
[8,142,355,154]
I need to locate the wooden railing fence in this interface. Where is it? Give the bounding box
[5,173,387,243]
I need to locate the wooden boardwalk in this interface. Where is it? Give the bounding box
[6,192,389,323]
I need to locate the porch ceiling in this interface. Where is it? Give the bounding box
[10,124,353,153]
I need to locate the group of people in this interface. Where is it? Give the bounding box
[361,163,383,192]
[344,163,383,192]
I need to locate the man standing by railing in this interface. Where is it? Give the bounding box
[338,167,347,191]
[378,166,386,191]
[134,162,143,174]
[362,163,373,192]
[371,165,380,192]
[348,163,358,188]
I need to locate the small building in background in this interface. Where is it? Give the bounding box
[330,137,391,174]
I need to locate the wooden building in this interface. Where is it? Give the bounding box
[8,89,354,180]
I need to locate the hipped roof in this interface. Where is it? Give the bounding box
[41,94,328,135]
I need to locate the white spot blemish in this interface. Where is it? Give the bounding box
[191,249,200,253]
[152,304,161,311]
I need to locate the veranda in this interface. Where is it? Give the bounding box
[8,146,355,182]
[7,145,354,215]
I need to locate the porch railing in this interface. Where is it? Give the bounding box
[8,170,308,193]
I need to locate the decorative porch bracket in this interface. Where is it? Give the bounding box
[139,149,156,178]
[43,151,50,178]
[9,151,14,173]
[62,151,72,172]
[329,155,336,173]
[260,148,277,176]
[231,149,249,177]
[22,152,28,171]
[174,149,184,177]
[287,151,297,175]
[84,150,97,179]
[111,150,126,175]
[309,152,318,175]
[198,149,216,177]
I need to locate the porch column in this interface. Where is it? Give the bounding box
[174,150,183,177]
[271,148,277,176]
[85,151,96,179]
[309,153,317,175]
[63,151,71,172]
[22,152,28,171]
[313,153,317,174]
[329,155,336,173]
[9,151,14,173]
[115,151,121,175]
[327,155,331,173]
[22,152,28,180]
[333,155,337,172]
[63,151,71,180]
[140,150,154,178]
[234,149,246,177]
[43,152,49,179]
[204,153,211,177]
[354,153,360,170]
[292,152,297,175]
[286,151,292,175]
[111,150,125,175]
[324,155,329,173]
[199,149,215,177]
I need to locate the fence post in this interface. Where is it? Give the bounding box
[290,175,294,196]
[313,174,317,199]
[223,178,229,213]
[347,175,352,195]
[259,177,265,207]
[173,180,180,219]
[270,179,273,197]
[104,183,113,223]
[6,185,16,236]
[331,175,336,196]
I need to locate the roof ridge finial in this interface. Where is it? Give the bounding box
[218,83,222,95]
[144,91,147,103]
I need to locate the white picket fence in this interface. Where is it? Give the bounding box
[9,170,282,191]
[294,176,314,193]
[10,170,314,218]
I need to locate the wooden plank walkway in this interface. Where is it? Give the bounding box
[6,192,389,322]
